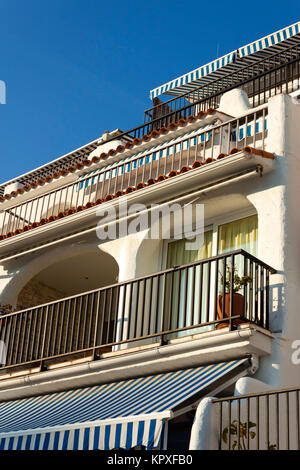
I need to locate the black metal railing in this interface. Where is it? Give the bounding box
[141,42,300,133]
[214,386,300,450]
[0,249,275,372]
[0,109,267,238]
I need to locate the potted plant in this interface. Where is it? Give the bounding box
[216,265,252,329]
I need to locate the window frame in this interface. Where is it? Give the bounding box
[162,207,257,269]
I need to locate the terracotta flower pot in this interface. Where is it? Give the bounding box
[216,293,246,329]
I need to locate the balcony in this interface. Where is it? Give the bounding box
[0,249,276,375]
[213,386,300,450]
[144,42,300,131]
[0,109,269,243]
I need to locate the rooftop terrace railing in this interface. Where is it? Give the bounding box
[0,249,276,374]
[1,42,298,198]
[0,109,268,239]
[143,42,300,131]
[214,386,300,450]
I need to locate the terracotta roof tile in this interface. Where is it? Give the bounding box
[0,108,224,202]
[0,144,274,242]
[243,146,275,159]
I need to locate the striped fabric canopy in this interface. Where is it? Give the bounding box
[238,22,300,58]
[0,358,249,450]
[150,51,237,99]
[150,21,300,99]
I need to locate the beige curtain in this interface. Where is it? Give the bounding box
[217,215,258,312]
[166,231,213,268]
[218,214,258,256]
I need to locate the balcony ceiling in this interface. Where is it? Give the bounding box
[28,249,119,297]
[150,21,300,99]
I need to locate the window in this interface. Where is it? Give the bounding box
[163,214,258,336]
[165,214,258,269]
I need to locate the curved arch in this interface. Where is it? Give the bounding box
[1,242,119,309]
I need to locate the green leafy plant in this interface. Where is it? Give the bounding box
[222,420,277,450]
[220,265,252,294]
[222,419,256,450]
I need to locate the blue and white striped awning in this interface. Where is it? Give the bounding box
[150,21,300,99]
[238,22,300,58]
[150,51,237,99]
[0,358,249,450]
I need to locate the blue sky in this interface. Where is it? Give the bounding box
[0,0,299,183]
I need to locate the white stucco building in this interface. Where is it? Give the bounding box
[0,22,299,451]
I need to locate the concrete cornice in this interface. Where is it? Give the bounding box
[0,150,275,259]
[0,325,273,401]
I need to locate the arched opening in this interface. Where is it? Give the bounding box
[16,249,119,310]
